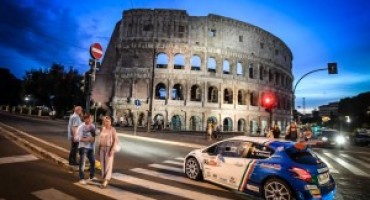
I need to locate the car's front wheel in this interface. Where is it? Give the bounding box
[185,157,202,180]
[263,178,295,200]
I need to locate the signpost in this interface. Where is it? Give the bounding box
[85,43,103,113]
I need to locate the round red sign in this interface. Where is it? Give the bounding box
[90,43,103,59]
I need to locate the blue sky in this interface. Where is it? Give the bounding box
[1,0,369,111]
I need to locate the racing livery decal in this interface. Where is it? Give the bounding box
[238,160,257,191]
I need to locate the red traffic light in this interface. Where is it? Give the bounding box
[262,93,276,108]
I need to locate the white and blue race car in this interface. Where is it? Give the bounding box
[184,136,336,200]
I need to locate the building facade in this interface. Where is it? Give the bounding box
[92,9,293,134]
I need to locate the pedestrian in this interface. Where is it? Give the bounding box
[285,121,300,142]
[272,123,281,139]
[99,116,118,188]
[266,127,274,139]
[76,113,96,185]
[67,106,83,165]
[119,115,124,126]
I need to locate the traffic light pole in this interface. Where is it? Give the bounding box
[147,47,156,133]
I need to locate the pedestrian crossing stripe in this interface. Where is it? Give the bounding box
[163,160,183,167]
[324,152,370,177]
[315,154,339,174]
[0,154,38,165]
[32,188,78,200]
[340,154,370,168]
[148,163,183,173]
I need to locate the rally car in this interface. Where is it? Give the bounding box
[184,136,336,200]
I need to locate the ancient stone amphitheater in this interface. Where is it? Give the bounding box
[93,9,293,134]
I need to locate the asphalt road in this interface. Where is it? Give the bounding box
[0,112,370,200]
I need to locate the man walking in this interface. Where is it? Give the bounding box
[285,121,300,142]
[76,113,96,184]
[68,106,83,165]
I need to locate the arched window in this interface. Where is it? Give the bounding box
[174,54,185,69]
[171,115,182,130]
[191,55,201,71]
[223,88,233,104]
[172,84,184,100]
[236,62,243,75]
[238,90,246,105]
[223,59,230,74]
[238,119,246,132]
[249,63,254,79]
[269,69,274,82]
[190,116,201,131]
[190,85,202,101]
[259,65,264,80]
[223,118,233,131]
[275,72,280,85]
[207,57,216,73]
[250,91,258,106]
[155,83,166,100]
[156,53,168,69]
[208,86,218,103]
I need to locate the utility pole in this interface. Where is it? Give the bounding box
[147,47,156,132]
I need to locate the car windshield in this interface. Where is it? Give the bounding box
[320,131,338,138]
[285,146,320,165]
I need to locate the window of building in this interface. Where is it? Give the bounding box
[238,90,246,105]
[143,24,153,32]
[191,55,201,71]
[259,65,264,81]
[207,57,217,73]
[236,62,243,76]
[172,84,184,100]
[260,42,264,49]
[174,54,185,69]
[208,86,218,103]
[223,60,230,74]
[178,25,185,32]
[156,53,169,69]
[155,83,167,100]
[223,88,233,104]
[190,85,202,101]
[275,49,279,55]
[249,63,254,79]
[208,29,216,37]
[239,35,243,42]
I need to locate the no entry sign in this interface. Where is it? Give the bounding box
[90,43,103,59]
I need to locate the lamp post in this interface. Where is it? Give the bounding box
[291,63,338,120]
[147,47,156,133]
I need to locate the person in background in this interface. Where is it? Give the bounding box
[99,116,118,188]
[272,123,281,139]
[76,113,96,185]
[285,121,301,142]
[67,106,83,165]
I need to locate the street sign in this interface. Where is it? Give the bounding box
[90,43,103,59]
[134,99,141,107]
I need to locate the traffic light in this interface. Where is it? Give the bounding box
[262,93,276,109]
[81,72,91,94]
[328,62,338,74]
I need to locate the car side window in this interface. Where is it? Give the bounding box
[220,141,241,157]
[247,143,274,159]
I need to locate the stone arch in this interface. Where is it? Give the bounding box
[207,116,218,125]
[190,116,202,131]
[171,115,182,130]
[153,113,165,130]
[249,63,254,79]
[155,83,166,100]
[250,91,259,106]
[174,54,185,69]
[190,85,202,101]
[223,117,233,131]
[238,89,246,105]
[208,86,218,103]
[223,88,233,104]
[238,119,246,132]
[223,59,230,74]
[207,57,216,73]
[156,53,168,69]
[172,83,184,100]
[249,119,259,135]
[137,112,145,126]
[191,55,201,71]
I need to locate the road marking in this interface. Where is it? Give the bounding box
[175,157,185,161]
[315,153,339,173]
[0,154,38,165]
[360,156,370,162]
[130,168,224,191]
[117,133,205,149]
[340,154,370,168]
[112,173,232,200]
[74,182,155,200]
[32,188,78,200]
[148,163,183,173]
[163,160,183,166]
[324,153,369,177]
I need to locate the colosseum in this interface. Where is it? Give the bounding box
[92,9,293,134]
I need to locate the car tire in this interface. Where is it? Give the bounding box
[263,178,295,200]
[185,157,202,180]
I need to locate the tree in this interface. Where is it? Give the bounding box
[338,92,370,129]
[0,68,22,106]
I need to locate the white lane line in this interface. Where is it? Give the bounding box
[0,154,38,165]
[32,188,78,200]
[130,168,224,191]
[148,164,183,173]
[117,133,205,149]
[74,182,155,200]
[112,173,232,200]
[175,157,185,161]
[324,153,369,177]
[340,154,370,168]
[360,156,370,162]
[163,160,183,166]
[315,153,339,173]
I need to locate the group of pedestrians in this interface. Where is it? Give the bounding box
[266,121,313,143]
[67,106,119,188]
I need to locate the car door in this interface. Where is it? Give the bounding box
[202,141,227,183]
[217,141,254,190]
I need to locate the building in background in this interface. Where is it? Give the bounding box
[92,9,293,134]
[319,102,339,118]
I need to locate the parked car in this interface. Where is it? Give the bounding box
[351,129,370,146]
[315,129,346,149]
[184,136,336,200]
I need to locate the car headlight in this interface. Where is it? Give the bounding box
[336,136,345,144]
[322,137,328,142]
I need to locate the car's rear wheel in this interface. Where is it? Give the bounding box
[263,178,295,200]
[185,157,202,180]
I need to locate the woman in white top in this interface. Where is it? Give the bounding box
[99,116,118,188]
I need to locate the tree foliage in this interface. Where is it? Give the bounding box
[0,68,22,106]
[338,92,370,128]
[22,64,85,116]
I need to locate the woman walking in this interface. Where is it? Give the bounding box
[99,116,118,188]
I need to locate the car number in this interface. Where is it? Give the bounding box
[318,172,330,185]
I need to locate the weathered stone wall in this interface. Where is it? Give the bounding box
[92,9,293,133]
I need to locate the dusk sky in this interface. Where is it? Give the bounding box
[1,0,369,112]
